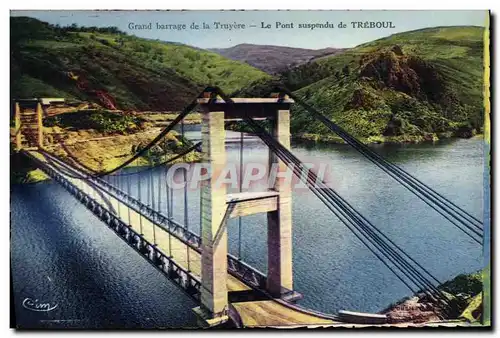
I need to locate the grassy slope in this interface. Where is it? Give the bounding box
[46,129,200,173]
[277,26,485,142]
[11,17,269,111]
[12,17,265,182]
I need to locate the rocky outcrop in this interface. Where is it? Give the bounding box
[381,271,483,324]
[382,295,442,324]
[359,47,451,105]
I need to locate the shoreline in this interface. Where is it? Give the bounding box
[11,127,485,185]
[11,153,201,185]
[293,132,484,145]
[10,125,202,185]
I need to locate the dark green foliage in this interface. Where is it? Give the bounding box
[439,272,483,297]
[342,65,350,77]
[45,110,142,134]
[280,51,358,91]
[10,144,45,184]
[133,134,194,165]
[437,271,483,317]
[239,26,485,142]
[10,17,269,111]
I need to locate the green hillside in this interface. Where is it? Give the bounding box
[11,17,269,111]
[245,26,486,143]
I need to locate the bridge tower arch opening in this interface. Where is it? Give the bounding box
[193,93,296,326]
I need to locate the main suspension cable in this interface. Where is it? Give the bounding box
[276,87,483,240]
[244,116,450,308]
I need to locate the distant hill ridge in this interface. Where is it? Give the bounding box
[209,43,344,74]
[236,26,486,143]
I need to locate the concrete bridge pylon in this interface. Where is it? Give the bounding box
[193,94,295,326]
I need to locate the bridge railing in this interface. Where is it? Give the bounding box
[95,172,269,291]
[30,153,203,301]
[34,151,270,298]
[91,172,203,250]
[42,151,202,250]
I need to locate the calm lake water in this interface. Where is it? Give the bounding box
[11,129,485,328]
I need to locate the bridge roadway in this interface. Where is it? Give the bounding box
[26,150,343,328]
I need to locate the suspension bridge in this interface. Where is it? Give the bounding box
[12,87,483,328]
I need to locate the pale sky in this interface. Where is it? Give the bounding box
[11,10,487,49]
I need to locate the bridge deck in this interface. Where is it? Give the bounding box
[27,150,340,328]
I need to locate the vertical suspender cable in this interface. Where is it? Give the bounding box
[104,175,110,211]
[158,158,162,214]
[165,148,173,257]
[147,150,151,207]
[181,119,190,271]
[126,167,131,225]
[150,149,156,211]
[168,183,173,258]
[199,132,203,237]
[199,184,202,237]
[148,149,156,244]
[137,157,143,235]
[116,172,121,218]
[238,130,243,260]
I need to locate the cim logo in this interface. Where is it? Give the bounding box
[22,298,58,312]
